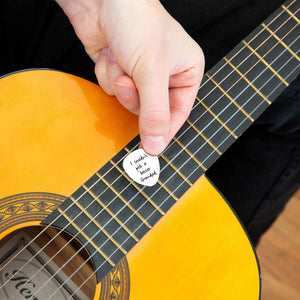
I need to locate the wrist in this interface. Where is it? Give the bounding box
[56,0,101,19]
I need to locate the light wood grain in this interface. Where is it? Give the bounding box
[256,189,300,300]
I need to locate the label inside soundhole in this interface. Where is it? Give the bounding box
[0,229,92,300]
[123,149,160,186]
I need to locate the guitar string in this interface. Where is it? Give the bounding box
[65,53,300,300]
[40,26,300,300]
[1,2,296,296]
[2,3,296,296]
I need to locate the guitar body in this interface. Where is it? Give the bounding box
[0,70,260,299]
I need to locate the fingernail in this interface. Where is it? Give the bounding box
[114,82,132,100]
[143,136,165,155]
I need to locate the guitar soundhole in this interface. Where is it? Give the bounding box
[0,192,131,300]
[0,225,130,300]
[0,226,96,299]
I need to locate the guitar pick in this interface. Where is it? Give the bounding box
[123,149,160,186]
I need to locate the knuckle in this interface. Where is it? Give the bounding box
[95,65,115,95]
[141,110,169,133]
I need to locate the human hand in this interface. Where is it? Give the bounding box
[56,0,204,155]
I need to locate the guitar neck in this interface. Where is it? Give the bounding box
[172,0,300,173]
[42,0,300,282]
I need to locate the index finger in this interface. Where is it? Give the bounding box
[135,63,171,156]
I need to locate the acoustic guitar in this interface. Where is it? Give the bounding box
[0,0,299,299]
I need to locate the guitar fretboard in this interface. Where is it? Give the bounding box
[43,0,300,283]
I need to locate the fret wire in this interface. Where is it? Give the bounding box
[160,154,192,186]
[195,98,238,139]
[200,73,255,131]
[286,56,300,82]
[4,1,296,292]
[271,3,298,31]
[270,57,299,94]
[158,160,191,198]
[272,4,299,35]
[249,5,299,53]
[95,161,168,225]
[197,10,296,123]
[77,168,145,247]
[224,22,298,108]
[100,177,152,229]
[67,192,136,257]
[262,22,300,62]
[175,118,225,163]
[109,159,165,215]
[243,40,289,86]
[284,0,299,12]
[124,146,131,152]
[224,57,273,105]
[194,1,295,102]
[244,38,297,93]
[216,66,297,171]
[83,184,139,242]
[185,119,222,155]
[56,207,115,267]
[191,1,295,110]
[163,140,204,184]
[173,138,207,171]
[82,162,163,233]
[217,21,299,111]
[282,4,300,22]
[69,196,127,255]
[157,179,179,201]
[97,172,163,229]
[205,73,255,121]
[208,63,270,122]
[261,51,298,97]
[106,160,178,220]
[219,40,295,144]
[125,147,177,201]
[110,156,183,217]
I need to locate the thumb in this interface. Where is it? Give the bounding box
[135,64,170,156]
